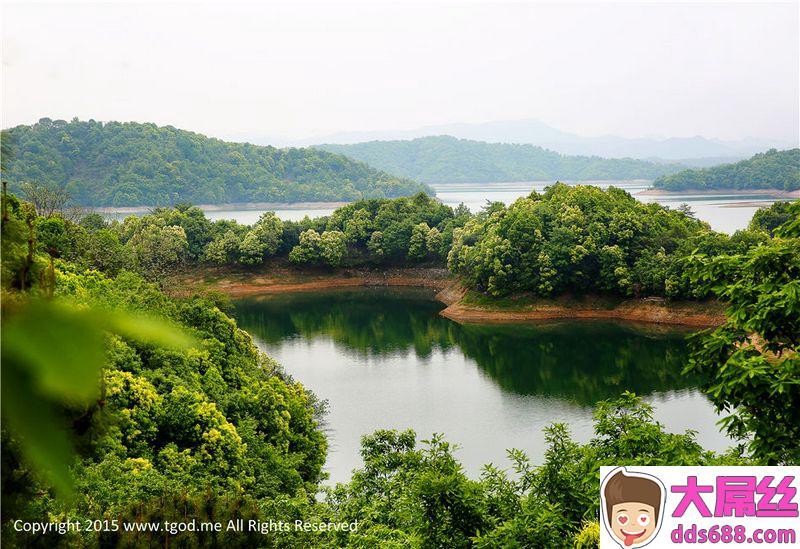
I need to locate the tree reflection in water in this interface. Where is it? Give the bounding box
[233,288,697,407]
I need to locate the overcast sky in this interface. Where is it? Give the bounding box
[2,1,798,143]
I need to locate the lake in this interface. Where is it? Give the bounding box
[101,180,789,233]
[232,287,730,484]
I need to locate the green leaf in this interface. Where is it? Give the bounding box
[104,311,196,350]
[1,362,75,499]
[3,301,105,402]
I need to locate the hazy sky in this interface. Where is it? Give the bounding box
[2,1,798,143]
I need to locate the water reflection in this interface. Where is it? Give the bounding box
[233,288,697,406]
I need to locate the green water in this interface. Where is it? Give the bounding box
[232,288,729,483]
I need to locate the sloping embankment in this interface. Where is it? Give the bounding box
[178,266,452,298]
[438,290,725,328]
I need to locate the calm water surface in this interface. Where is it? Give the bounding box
[232,288,730,484]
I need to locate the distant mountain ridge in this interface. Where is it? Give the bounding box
[236,118,794,161]
[652,149,800,192]
[0,118,431,207]
[316,135,688,184]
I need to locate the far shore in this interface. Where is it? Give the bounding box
[86,188,798,216]
[637,188,799,198]
[94,201,350,215]
[174,266,725,328]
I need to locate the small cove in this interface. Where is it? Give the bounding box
[232,287,730,484]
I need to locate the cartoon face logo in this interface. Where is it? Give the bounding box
[601,468,666,548]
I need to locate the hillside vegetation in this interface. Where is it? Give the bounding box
[318,135,686,183]
[652,148,800,191]
[0,118,430,206]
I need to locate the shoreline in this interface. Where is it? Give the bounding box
[176,267,725,328]
[439,292,724,328]
[636,188,798,198]
[79,187,798,216]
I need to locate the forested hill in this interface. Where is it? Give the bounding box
[652,149,800,191]
[316,135,687,183]
[0,118,431,206]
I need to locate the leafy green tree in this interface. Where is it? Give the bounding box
[289,229,323,265]
[368,230,385,260]
[203,230,242,264]
[126,224,189,280]
[149,204,215,259]
[686,207,800,464]
[426,226,444,259]
[34,216,73,258]
[750,201,797,235]
[323,192,460,265]
[83,228,132,275]
[1,194,46,290]
[289,229,347,267]
[320,230,347,267]
[343,208,372,245]
[238,212,283,265]
[407,222,430,260]
[79,212,107,231]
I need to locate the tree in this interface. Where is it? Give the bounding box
[79,213,107,231]
[686,207,800,464]
[288,229,347,267]
[289,229,323,264]
[126,224,189,280]
[368,231,385,260]
[20,182,70,217]
[83,228,132,275]
[426,227,444,259]
[750,201,796,236]
[320,230,347,267]
[343,208,371,245]
[407,222,430,260]
[34,216,72,258]
[150,205,215,259]
[325,393,747,549]
[238,212,283,265]
[203,230,241,264]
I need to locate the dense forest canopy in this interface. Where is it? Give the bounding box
[652,148,800,191]
[448,183,770,299]
[317,135,688,183]
[0,118,431,206]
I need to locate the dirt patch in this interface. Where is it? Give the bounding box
[175,265,452,298]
